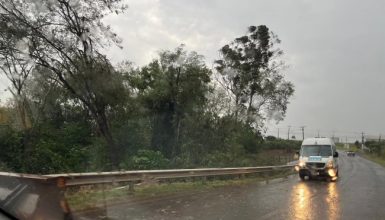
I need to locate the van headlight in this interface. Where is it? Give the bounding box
[326,161,333,168]
[328,168,336,177]
[295,160,306,172]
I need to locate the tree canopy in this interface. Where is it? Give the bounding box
[214,25,294,128]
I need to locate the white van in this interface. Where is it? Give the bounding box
[295,137,339,181]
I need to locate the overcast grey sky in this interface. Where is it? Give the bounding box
[101,0,385,141]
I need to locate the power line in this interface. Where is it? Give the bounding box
[361,132,365,150]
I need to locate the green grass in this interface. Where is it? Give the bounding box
[336,143,359,152]
[336,143,385,167]
[360,153,385,167]
[336,143,345,150]
[66,170,294,211]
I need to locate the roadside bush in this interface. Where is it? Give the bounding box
[201,143,248,167]
[0,161,9,171]
[0,128,25,172]
[121,150,170,170]
[265,136,277,141]
[0,123,92,174]
[262,139,301,152]
[365,141,385,157]
[238,130,262,154]
[25,140,67,174]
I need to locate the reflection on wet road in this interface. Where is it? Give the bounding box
[291,182,313,220]
[326,182,339,220]
[289,181,340,220]
[76,153,385,220]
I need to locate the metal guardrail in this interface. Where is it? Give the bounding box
[46,164,295,187]
[0,164,295,219]
[0,164,296,188]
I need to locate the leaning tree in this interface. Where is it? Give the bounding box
[0,0,127,168]
[214,25,294,128]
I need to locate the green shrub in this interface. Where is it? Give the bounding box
[365,141,385,157]
[121,150,170,170]
[262,139,301,151]
[238,131,261,153]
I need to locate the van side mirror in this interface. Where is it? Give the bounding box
[333,152,339,158]
[294,151,300,159]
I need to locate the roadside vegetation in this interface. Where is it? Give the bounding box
[0,0,296,174]
[337,141,385,167]
[362,141,385,167]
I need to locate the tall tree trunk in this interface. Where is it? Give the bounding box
[151,111,174,158]
[173,116,181,158]
[234,95,239,120]
[93,108,119,169]
[17,99,27,129]
[12,93,31,130]
[246,93,254,125]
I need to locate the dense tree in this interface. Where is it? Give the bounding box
[129,46,211,159]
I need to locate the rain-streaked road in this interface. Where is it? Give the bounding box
[76,153,385,220]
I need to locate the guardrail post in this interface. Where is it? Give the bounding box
[260,171,267,179]
[128,181,135,194]
[202,176,207,184]
[56,178,73,220]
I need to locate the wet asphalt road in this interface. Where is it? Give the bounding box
[76,153,385,220]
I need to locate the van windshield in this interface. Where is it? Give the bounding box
[301,145,332,157]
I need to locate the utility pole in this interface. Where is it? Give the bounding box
[300,126,305,140]
[287,126,291,140]
[317,129,320,138]
[361,132,365,150]
[277,128,280,139]
[345,136,348,149]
